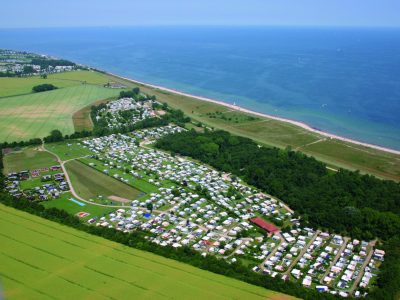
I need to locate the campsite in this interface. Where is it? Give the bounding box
[2,99,384,297]
[0,50,398,300]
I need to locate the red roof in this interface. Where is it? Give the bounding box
[250,217,279,233]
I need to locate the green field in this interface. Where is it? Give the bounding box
[45,141,93,161]
[3,147,58,174]
[2,69,399,181]
[42,192,115,219]
[103,74,400,181]
[65,160,143,201]
[0,84,119,142]
[0,70,113,98]
[0,204,292,300]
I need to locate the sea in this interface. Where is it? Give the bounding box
[1,26,399,150]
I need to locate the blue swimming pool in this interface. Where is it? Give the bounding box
[69,198,86,207]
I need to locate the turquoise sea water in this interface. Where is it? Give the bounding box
[0,26,399,149]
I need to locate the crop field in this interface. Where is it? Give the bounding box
[65,160,143,202]
[0,84,119,142]
[2,147,58,174]
[0,204,292,300]
[0,70,113,98]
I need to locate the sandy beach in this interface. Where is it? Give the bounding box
[107,72,400,156]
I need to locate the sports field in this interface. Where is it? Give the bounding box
[65,160,143,201]
[0,84,119,142]
[0,204,293,300]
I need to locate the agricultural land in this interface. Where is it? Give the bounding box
[0,65,399,180]
[1,50,399,300]
[0,204,288,300]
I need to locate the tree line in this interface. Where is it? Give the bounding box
[30,58,76,68]
[155,129,400,242]
[0,160,337,300]
[1,92,399,298]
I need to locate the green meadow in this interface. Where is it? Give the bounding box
[44,141,93,161]
[0,204,291,300]
[106,74,400,181]
[1,69,399,180]
[42,192,115,219]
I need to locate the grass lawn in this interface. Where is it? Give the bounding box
[45,141,93,161]
[65,160,143,201]
[2,147,58,174]
[102,73,400,181]
[42,192,115,220]
[0,84,120,142]
[0,204,293,300]
[2,69,399,180]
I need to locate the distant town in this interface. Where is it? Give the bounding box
[0,49,80,76]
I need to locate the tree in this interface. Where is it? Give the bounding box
[41,73,48,79]
[44,130,64,142]
[146,203,153,212]
[23,65,35,74]
[32,84,57,93]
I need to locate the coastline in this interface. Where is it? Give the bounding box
[106,71,400,156]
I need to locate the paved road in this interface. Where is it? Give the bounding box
[320,237,349,284]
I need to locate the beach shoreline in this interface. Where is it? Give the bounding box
[106,71,400,156]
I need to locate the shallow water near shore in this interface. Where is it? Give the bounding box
[1,26,399,149]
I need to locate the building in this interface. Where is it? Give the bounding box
[249,217,279,233]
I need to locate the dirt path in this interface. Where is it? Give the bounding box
[41,142,130,208]
[225,237,253,258]
[283,230,320,276]
[259,233,284,271]
[320,237,349,284]
[296,138,327,151]
[349,241,376,295]
[41,141,204,229]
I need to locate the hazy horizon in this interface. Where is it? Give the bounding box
[1,0,400,29]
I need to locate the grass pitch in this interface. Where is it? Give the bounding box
[0,204,292,300]
[0,84,119,142]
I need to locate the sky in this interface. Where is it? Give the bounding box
[1,0,400,28]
